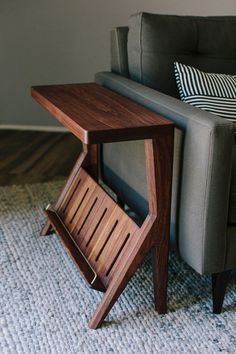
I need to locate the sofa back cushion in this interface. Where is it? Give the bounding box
[128,13,236,97]
[111,27,129,77]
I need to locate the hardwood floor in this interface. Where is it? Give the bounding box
[0,130,81,186]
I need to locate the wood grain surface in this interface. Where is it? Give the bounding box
[0,130,81,186]
[31,83,172,144]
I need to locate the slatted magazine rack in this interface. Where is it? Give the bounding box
[31,83,174,329]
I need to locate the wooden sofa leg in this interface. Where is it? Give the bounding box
[212,270,232,314]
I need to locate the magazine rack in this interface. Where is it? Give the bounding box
[31,83,174,329]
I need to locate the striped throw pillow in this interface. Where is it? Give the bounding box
[174,62,236,123]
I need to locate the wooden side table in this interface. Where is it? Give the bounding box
[31,83,174,329]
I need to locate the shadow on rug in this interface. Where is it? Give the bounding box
[0,182,235,354]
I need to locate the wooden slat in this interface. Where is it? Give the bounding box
[42,150,87,235]
[48,167,142,288]
[72,189,106,245]
[82,197,116,257]
[58,167,83,215]
[70,183,101,236]
[63,170,91,224]
[67,181,97,231]
[96,217,139,284]
[45,208,106,292]
[88,215,156,328]
[77,192,109,247]
[87,205,125,266]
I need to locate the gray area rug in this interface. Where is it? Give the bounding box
[0,182,236,354]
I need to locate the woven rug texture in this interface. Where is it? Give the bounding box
[0,182,236,354]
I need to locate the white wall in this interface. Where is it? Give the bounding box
[1,0,236,127]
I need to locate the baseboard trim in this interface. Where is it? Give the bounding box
[0,124,68,132]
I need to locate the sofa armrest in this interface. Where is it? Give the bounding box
[95,71,235,274]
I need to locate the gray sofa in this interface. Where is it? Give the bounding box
[95,13,236,312]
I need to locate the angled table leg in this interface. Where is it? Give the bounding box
[89,127,174,328]
[144,129,174,314]
[88,216,156,329]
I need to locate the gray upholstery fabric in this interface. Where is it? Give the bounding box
[111,27,129,77]
[225,225,236,270]
[96,13,236,275]
[229,140,236,223]
[95,71,235,275]
[128,13,236,97]
[102,128,184,250]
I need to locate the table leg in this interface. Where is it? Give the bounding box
[41,220,53,236]
[82,143,99,181]
[144,128,174,313]
[88,216,156,329]
[88,128,173,328]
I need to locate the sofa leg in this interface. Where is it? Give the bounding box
[212,270,232,314]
